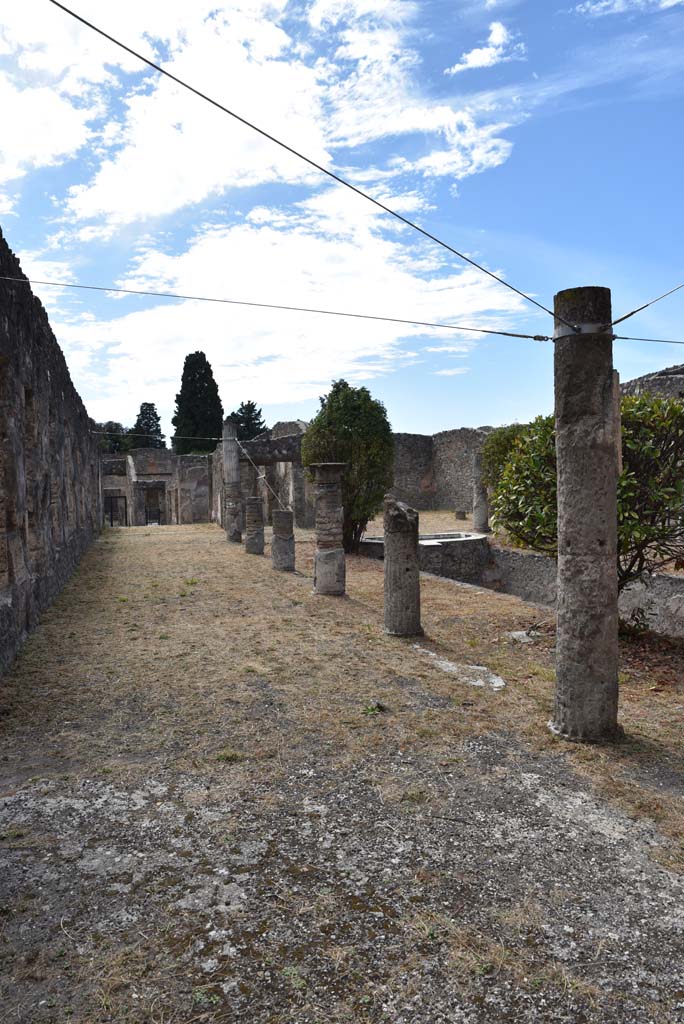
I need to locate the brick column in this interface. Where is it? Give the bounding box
[272,508,295,572]
[244,495,264,555]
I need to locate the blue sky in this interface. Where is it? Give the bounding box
[1,0,683,440]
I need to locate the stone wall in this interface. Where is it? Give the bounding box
[390,429,490,512]
[432,428,490,512]
[177,455,211,524]
[101,449,210,525]
[0,227,101,672]
[392,433,435,509]
[621,364,684,400]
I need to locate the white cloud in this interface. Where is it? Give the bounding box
[1,0,518,230]
[308,0,415,30]
[0,75,97,185]
[444,21,526,76]
[48,196,526,430]
[574,0,684,14]
[434,368,469,376]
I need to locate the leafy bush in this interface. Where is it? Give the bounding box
[481,422,530,489]
[490,395,684,590]
[301,379,394,553]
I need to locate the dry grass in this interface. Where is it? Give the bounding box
[2,522,684,1022]
[2,522,683,862]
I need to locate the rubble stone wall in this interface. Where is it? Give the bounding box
[0,228,101,672]
[391,433,435,510]
[621,364,684,400]
[432,428,490,512]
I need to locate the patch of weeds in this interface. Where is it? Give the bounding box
[401,789,427,805]
[216,750,246,764]
[0,828,26,840]
[184,578,199,586]
[117,597,128,603]
[178,590,188,597]
[281,965,307,991]
[158,634,170,640]
[362,701,387,716]
[192,986,221,1007]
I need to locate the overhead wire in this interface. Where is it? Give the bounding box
[46,0,578,332]
[0,275,553,341]
[235,437,288,511]
[6,275,684,347]
[609,283,684,329]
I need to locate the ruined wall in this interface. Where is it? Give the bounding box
[209,424,314,527]
[621,364,684,400]
[0,228,101,671]
[391,433,435,510]
[177,455,211,524]
[431,428,490,513]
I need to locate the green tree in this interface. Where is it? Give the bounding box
[490,395,684,590]
[95,421,129,453]
[301,379,394,553]
[128,402,165,449]
[230,400,267,441]
[172,351,223,454]
[481,422,530,490]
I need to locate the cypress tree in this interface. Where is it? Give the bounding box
[129,402,165,449]
[230,400,267,441]
[172,352,223,454]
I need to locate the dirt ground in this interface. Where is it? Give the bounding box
[1,522,683,1024]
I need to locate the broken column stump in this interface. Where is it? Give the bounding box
[222,417,242,543]
[551,285,621,743]
[272,508,295,572]
[244,496,265,555]
[472,450,491,534]
[311,463,346,596]
[383,495,423,637]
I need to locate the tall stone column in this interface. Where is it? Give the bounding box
[244,495,264,555]
[552,286,621,743]
[272,508,295,572]
[311,463,346,596]
[472,451,491,534]
[383,496,422,636]
[222,418,242,543]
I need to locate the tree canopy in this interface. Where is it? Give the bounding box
[230,400,267,441]
[94,421,129,454]
[490,395,684,591]
[172,351,223,454]
[129,402,165,449]
[301,379,394,553]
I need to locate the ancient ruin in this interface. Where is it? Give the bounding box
[383,496,422,636]
[271,509,295,571]
[244,496,265,555]
[0,229,101,671]
[311,463,346,596]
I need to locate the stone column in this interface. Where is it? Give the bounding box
[244,495,264,555]
[383,495,422,636]
[222,418,242,543]
[472,451,491,534]
[272,508,295,572]
[551,286,621,743]
[311,463,346,596]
